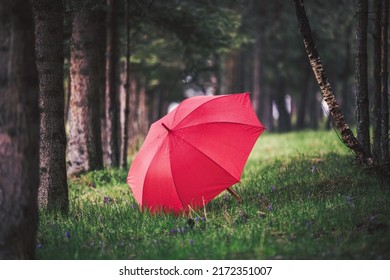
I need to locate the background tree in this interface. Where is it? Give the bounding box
[66,0,104,176]
[293,0,373,165]
[0,0,39,259]
[373,0,383,163]
[355,0,370,155]
[380,0,389,163]
[104,0,120,168]
[120,0,131,168]
[32,0,69,213]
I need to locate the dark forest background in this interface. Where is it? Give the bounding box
[0,0,389,259]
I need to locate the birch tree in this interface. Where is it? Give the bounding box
[293,0,373,165]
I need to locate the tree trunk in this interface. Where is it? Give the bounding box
[355,0,370,155]
[262,85,273,131]
[104,0,120,168]
[309,87,319,130]
[32,0,69,213]
[120,0,131,169]
[296,64,311,129]
[380,0,389,163]
[64,75,71,124]
[0,0,39,259]
[224,50,238,94]
[67,0,104,176]
[138,76,149,136]
[212,53,221,95]
[252,35,262,118]
[341,24,353,125]
[129,66,138,149]
[373,0,383,163]
[293,0,373,165]
[274,80,291,132]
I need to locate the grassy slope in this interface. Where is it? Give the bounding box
[37,130,390,259]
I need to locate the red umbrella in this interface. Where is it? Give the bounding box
[127,92,265,214]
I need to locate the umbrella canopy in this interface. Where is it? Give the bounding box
[127,92,265,214]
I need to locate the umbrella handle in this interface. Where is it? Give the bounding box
[227,188,242,203]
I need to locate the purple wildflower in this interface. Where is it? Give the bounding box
[65,231,71,239]
[267,204,273,211]
[103,196,110,204]
[271,186,276,192]
[189,239,194,246]
[194,217,199,222]
[181,226,187,233]
[170,228,176,235]
[131,203,137,209]
[201,217,206,222]
[311,166,317,174]
[346,196,351,204]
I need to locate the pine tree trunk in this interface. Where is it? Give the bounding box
[129,67,138,148]
[212,53,221,95]
[355,0,371,155]
[0,0,39,259]
[32,0,69,213]
[224,50,238,94]
[293,0,373,165]
[341,24,353,125]
[120,0,131,169]
[138,77,149,135]
[262,85,273,131]
[373,0,383,163]
[380,0,389,163]
[104,0,120,168]
[307,83,319,130]
[67,1,104,176]
[296,64,311,129]
[252,35,262,118]
[274,80,291,132]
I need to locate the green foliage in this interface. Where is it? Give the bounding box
[37,131,390,259]
[129,0,250,102]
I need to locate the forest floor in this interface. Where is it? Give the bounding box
[37,130,390,259]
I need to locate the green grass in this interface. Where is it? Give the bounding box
[36,130,390,259]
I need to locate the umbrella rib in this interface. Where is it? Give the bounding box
[165,135,187,210]
[139,143,161,208]
[175,121,264,132]
[139,137,183,209]
[173,93,248,129]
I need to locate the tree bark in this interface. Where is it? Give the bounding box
[120,0,131,169]
[274,80,291,132]
[138,76,149,136]
[32,0,69,213]
[224,50,238,94]
[128,66,138,149]
[296,64,311,129]
[341,24,353,125]
[355,0,371,155]
[104,0,120,168]
[252,35,262,118]
[0,0,39,259]
[380,0,389,163]
[262,85,273,131]
[67,0,104,176]
[373,0,383,163]
[293,0,373,165]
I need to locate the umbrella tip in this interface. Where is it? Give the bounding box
[161,122,171,132]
